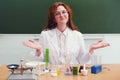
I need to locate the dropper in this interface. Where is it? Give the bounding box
[83,64,86,70]
[81,64,88,76]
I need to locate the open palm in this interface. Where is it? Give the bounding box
[23,40,41,50]
[89,40,110,54]
[91,40,110,50]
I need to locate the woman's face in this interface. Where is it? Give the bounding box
[54,5,69,25]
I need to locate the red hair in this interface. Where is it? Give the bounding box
[43,2,78,31]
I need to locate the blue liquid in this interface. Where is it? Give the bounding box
[91,65,102,74]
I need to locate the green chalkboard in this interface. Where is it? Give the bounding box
[0,0,120,34]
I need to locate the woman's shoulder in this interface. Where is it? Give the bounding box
[40,29,56,36]
[71,30,84,40]
[72,30,83,36]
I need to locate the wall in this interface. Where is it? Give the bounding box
[0,34,120,65]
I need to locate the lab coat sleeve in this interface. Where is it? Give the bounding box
[36,31,47,62]
[77,32,90,64]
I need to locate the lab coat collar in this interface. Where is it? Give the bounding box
[56,27,69,37]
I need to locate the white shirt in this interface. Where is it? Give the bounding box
[38,27,90,64]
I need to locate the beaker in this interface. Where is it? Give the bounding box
[91,55,102,65]
[91,55,102,74]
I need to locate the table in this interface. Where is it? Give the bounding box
[0,64,120,80]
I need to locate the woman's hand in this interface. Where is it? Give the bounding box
[89,40,110,54]
[23,40,41,49]
[23,40,41,56]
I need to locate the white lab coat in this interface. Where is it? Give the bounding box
[38,27,90,64]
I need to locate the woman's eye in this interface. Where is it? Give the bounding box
[55,10,68,16]
[55,12,60,16]
[62,11,67,14]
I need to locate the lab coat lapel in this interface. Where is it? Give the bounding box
[49,30,59,56]
[66,29,75,51]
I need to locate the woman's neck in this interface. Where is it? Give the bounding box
[57,24,67,32]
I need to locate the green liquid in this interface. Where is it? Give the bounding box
[45,48,49,68]
[73,66,78,75]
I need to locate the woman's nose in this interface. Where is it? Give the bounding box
[60,13,64,17]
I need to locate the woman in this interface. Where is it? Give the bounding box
[23,2,109,64]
